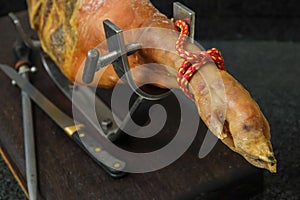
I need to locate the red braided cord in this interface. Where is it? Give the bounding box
[175,20,225,100]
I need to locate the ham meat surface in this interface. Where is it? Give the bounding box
[27,0,277,172]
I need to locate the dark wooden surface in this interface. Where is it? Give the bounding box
[0,11,262,200]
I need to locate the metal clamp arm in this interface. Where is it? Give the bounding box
[83,42,141,84]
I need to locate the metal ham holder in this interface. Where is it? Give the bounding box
[82,2,196,140]
[4,2,195,179]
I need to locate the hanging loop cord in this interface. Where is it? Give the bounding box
[175,20,225,100]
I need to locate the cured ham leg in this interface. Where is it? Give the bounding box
[26,0,277,172]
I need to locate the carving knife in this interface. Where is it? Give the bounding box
[0,64,126,178]
[41,53,123,141]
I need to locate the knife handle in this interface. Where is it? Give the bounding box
[64,125,127,178]
[14,42,31,69]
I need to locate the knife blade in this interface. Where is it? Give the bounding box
[41,53,122,141]
[0,64,126,178]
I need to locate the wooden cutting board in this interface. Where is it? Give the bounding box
[0,11,262,200]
